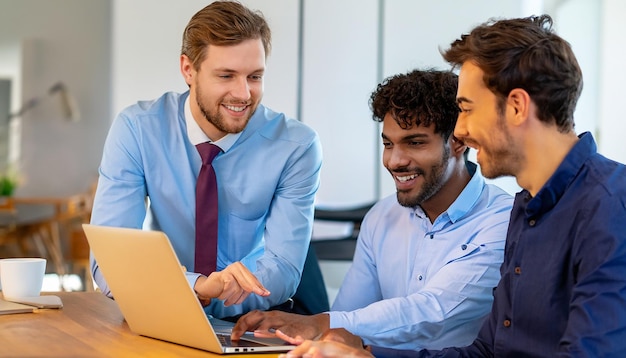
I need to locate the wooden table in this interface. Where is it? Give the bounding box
[0,292,280,357]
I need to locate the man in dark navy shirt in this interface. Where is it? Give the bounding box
[277,14,626,358]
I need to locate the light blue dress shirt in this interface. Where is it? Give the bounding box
[90,91,322,318]
[329,166,512,350]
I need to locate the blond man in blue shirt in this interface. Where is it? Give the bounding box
[90,1,322,318]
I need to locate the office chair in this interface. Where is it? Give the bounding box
[273,202,375,315]
[310,202,375,261]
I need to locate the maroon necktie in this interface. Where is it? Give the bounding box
[195,142,222,276]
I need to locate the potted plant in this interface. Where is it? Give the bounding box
[0,165,20,201]
[0,175,17,196]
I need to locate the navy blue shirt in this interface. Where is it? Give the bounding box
[372,132,626,357]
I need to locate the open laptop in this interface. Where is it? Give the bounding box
[82,224,296,354]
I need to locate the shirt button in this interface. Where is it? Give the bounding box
[418,275,423,280]
[503,319,511,327]
[529,219,536,226]
[514,267,521,274]
[461,244,467,250]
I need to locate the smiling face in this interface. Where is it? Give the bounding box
[454,62,523,179]
[181,38,265,141]
[382,114,454,208]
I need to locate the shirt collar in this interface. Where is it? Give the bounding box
[414,162,485,223]
[525,131,596,218]
[184,96,240,151]
[445,161,485,223]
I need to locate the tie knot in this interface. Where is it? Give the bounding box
[197,142,222,164]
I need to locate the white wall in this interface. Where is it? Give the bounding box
[598,0,626,164]
[0,0,111,197]
[300,0,380,206]
[0,40,20,169]
[0,41,20,113]
[554,0,600,138]
[111,1,196,115]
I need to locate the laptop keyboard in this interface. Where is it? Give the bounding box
[210,316,290,348]
[217,334,231,345]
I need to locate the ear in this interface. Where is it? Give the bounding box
[507,88,531,126]
[180,54,194,86]
[450,135,468,157]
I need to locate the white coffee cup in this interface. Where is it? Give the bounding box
[0,258,47,298]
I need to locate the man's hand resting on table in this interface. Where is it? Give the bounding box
[231,310,371,357]
[193,261,270,306]
[231,310,330,341]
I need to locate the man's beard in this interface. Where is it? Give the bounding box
[396,145,450,208]
[196,85,253,134]
[476,115,521,179]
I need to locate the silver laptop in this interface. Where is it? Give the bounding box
[82,224,295,354]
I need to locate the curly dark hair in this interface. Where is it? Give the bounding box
[369,69,459,140]
[442,14,582,133]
